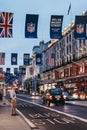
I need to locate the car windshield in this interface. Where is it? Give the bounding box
[50,88,62,95]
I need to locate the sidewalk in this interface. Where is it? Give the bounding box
[0,98,32,130]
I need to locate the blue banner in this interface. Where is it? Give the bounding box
[74,16,87,39]
[25,14,39,38]
[22,67,26,75]
[11,53,18,65]
[19,66,26,75]
[6,68,10,74]
[14,68,18,75]
[23,53,30,66]
[50,15,63,39]
[36,53,42,66]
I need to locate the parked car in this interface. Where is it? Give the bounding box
[62,91,72,101]
[42,88,65,106]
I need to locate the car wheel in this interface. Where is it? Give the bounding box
[61,100,65,105]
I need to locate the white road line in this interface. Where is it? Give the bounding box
[53,118,66,124]
[44,113,50,117]
[38,113,44,117]
[62,118,75,123]
[29,114,34,118]
[46,119,55,124]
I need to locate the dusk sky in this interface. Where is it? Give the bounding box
[0,0,87,72]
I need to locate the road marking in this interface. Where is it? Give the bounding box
[16,109,38,129]
[62,118,75,123]
[44,113,50,117]
[37,113,44,117]
[32,119,46,125]
[29,114,34,118]
[17,97,87,123]
[46,119,55,124]
[53,118,67,124]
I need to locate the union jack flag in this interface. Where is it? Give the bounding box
[0,12,13,38]
[0,52,5,65]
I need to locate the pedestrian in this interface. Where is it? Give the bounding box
[10,84,17,116]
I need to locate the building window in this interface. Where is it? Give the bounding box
[69,34,71,42]
[68,45,71,53]
[67,36,68,43]
[57,43,60,50]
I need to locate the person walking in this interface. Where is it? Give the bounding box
[10,84,17,116]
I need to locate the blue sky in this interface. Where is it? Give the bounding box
[0,0,87,72]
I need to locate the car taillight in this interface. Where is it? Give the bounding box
[49,95,53,100]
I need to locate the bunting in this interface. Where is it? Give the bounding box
[23,53,30,66]
[50,15,63,39]
[14,68,18,75]
[11,53,18,65]
[25,14,39,38]
[6,68,10,74]
[0,52,5,65]
[74,15,87,39]
[0,12,13,38]
[36,53,42,65]
[19,66,26,75]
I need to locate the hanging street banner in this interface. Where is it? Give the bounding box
[0,12,14,38]
[19,65,26,75]
[6,68,10,74]
[22,67,26,75]
[19,65,23,74]
[14,68,18,75]
[36,53,42,66]
[23,53,30,66]
[50,15,63,39]
[11,53,18,65]
[25,14,39,38]
[0,67,3,74]
[0,52,5,65]
[74,15,87,39]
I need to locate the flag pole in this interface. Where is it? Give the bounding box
[67,2,73,25]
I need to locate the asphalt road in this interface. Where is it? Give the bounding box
[16,94,87,130]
